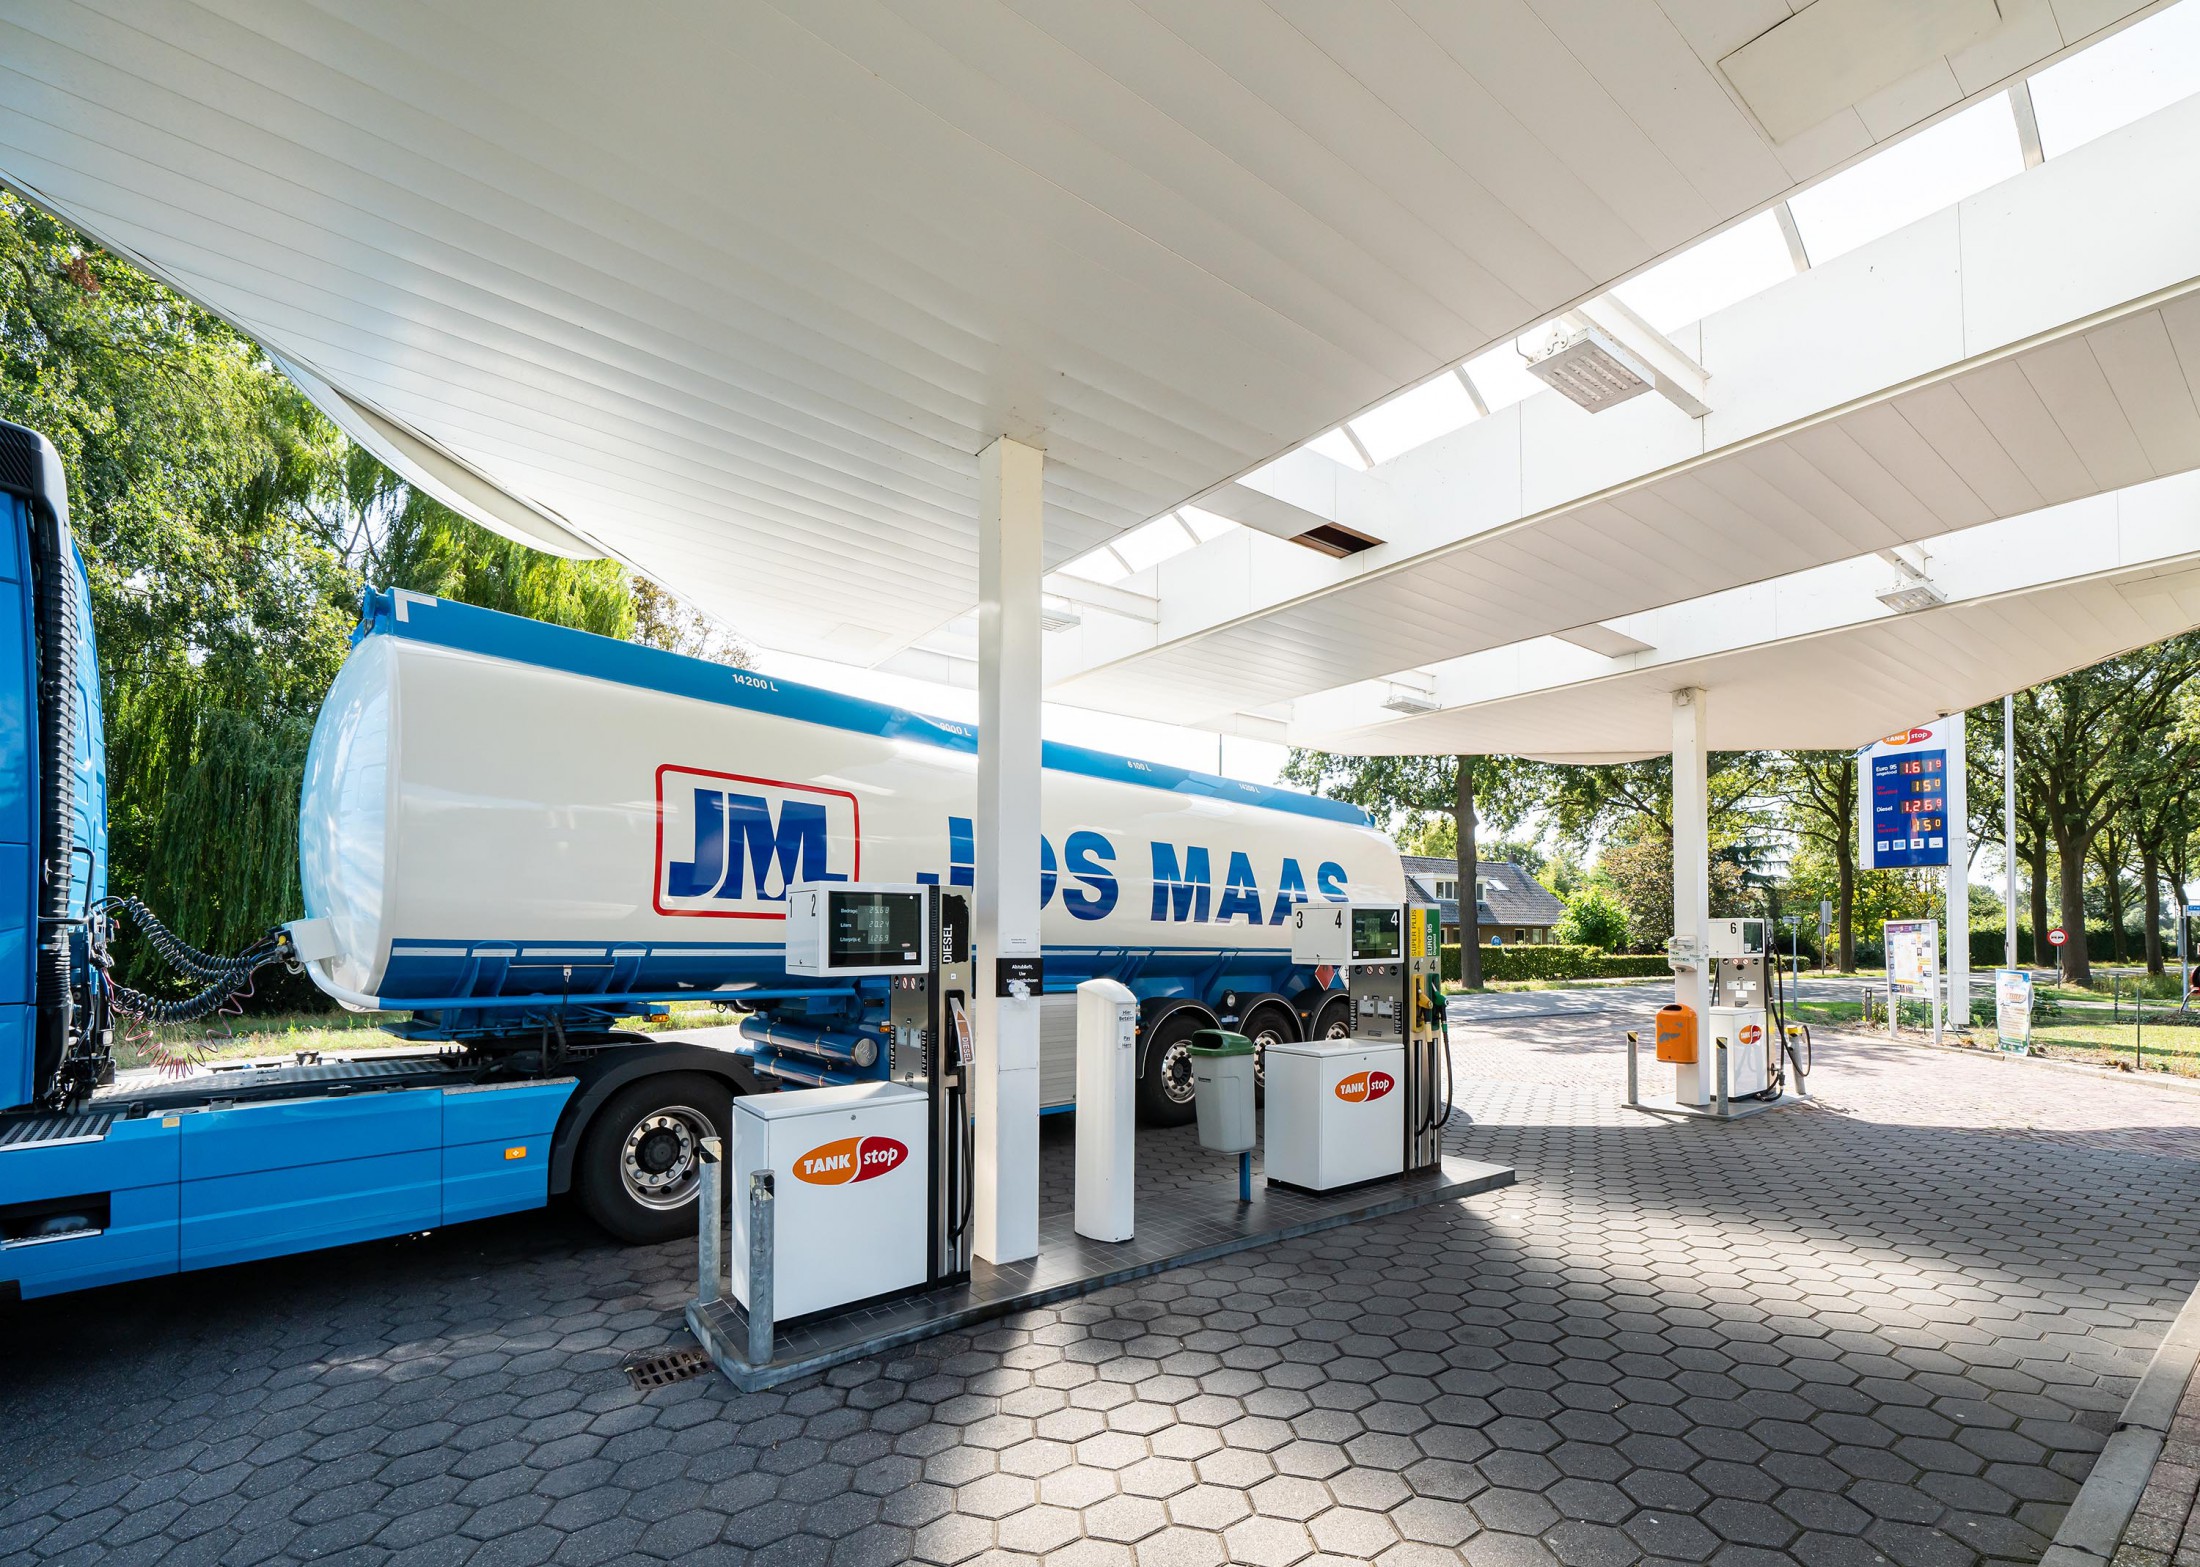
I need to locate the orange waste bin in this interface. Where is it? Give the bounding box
[1655,1003,1697,1064]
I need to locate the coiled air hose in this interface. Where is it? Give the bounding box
[96,898,289,1025]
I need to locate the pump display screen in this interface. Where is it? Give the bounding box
[1870,748,1948,868]
[1351,907,1401,962]
[826,890,923,970]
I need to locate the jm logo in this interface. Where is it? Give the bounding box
[654,765,860,919]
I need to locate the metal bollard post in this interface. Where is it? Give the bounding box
[1625,1030,1640,1108]
[746,1170,776,1368]
[696,1136,724,1307]
[1714,1038,1729,1120]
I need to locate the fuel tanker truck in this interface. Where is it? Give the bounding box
[0,419,1403,1298]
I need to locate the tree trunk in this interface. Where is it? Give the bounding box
[1837,846,1856,973]
[1454,757,1481,990]
[2057,832,2092,985]
[2143,846,2165,977]
[2104,858,2127,963]
[2027,832,2050,969]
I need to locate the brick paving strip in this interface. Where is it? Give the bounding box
[2052,1284,2200,1567]
[3,1014,2199,1567]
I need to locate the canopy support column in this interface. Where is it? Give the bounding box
[1673,689,1712,1105]
[973,436,1044,1266]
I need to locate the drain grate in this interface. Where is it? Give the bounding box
[624,1346,714,1390]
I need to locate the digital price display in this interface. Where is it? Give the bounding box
[1870,748,1949,868]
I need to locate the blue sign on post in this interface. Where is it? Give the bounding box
[1869,748,1949,869]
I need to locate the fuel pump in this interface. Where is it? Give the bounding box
[1705,918,1776,1100]
[885,887,975,1290]
[1405,906,1451,1171]
[1269,904,1413,1191]
[744,882,972,1315]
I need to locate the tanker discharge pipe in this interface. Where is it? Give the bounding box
[739,1018,885,1070]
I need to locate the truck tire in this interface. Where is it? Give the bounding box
[1137,1009,1209,1127]
[1309,992,1353,1041]
[1237,994,1299,1089]
[574,1071,732,1244]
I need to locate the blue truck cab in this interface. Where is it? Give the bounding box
[0,419,761,1298]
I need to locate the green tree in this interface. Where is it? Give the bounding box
[1554,887,1628,950]
[1776,752,1862,971]
[1280,752,1542,987]
[0,193,730,1002]
[2015,639,2200,985]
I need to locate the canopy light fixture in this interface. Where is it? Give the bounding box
[1380,686,1442,715]
[1038,597,1082,633]
[1526,327,1655,413]
[1875,580,1947,614]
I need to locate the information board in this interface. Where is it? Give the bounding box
[1869,747,1950,868]
[1886,919,1939,998]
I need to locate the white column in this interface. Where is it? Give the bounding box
[1672,688,1712,1105]
[973,436,1043,1266]
[1945,713,1970,1026]
[2004,695,2018,969]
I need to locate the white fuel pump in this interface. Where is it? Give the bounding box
[1663,917,1780,1107]
[1267,904,1413,1192]
[724,882,974,1324]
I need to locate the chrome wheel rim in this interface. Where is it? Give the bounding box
[620,1105,711,1210]
[1158,1040,1198,1105]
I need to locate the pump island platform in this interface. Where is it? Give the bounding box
[688,1118,1513,1391]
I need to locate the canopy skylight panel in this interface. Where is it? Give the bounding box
[1460,340,1546,414]
[1786,94,2025,265]
[1302,429,1370,471]
[1611,211,1800,333]
[1347,371,1480,465]
[2029,0,2200,157]
[1110,512,1202,572]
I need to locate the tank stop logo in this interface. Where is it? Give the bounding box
[1738,1024,1763,1046]
[793,1135,908,1185]
[1334,1070,1395,1103]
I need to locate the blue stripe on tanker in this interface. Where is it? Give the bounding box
[355,588,1370,828]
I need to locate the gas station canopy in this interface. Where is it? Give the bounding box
[0,0,2167,683]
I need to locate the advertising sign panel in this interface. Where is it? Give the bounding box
[1994,968,2033,1054]
[1859,719,1966,873]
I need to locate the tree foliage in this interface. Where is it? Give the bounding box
[0,194,739,1002]
[1553,887,1628,951]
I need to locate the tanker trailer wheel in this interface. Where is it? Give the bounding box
[1310,992,1354,1042]
[576,1072,733,1244]
[1137,1010,1209,1128]
[1237,994,1300,1091]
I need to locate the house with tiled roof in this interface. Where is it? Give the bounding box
[1400,855,1568,946]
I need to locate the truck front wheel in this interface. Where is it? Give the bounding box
[575,1072,733,1244]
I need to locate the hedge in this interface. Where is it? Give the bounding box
[1442,944,1671,983]
[1968,925,2152,965]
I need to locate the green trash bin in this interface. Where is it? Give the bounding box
[1189,1029,1257,1154]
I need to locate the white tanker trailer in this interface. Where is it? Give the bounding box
[0,423,1408,1296]
[294,589,1403,1125]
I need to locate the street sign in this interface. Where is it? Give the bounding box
[2047,927,2068,948]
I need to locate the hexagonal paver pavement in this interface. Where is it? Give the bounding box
[4,1008,2198,1567]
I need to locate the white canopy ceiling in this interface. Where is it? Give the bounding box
[0,0,2158,665]
[1289,469,2200,760]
